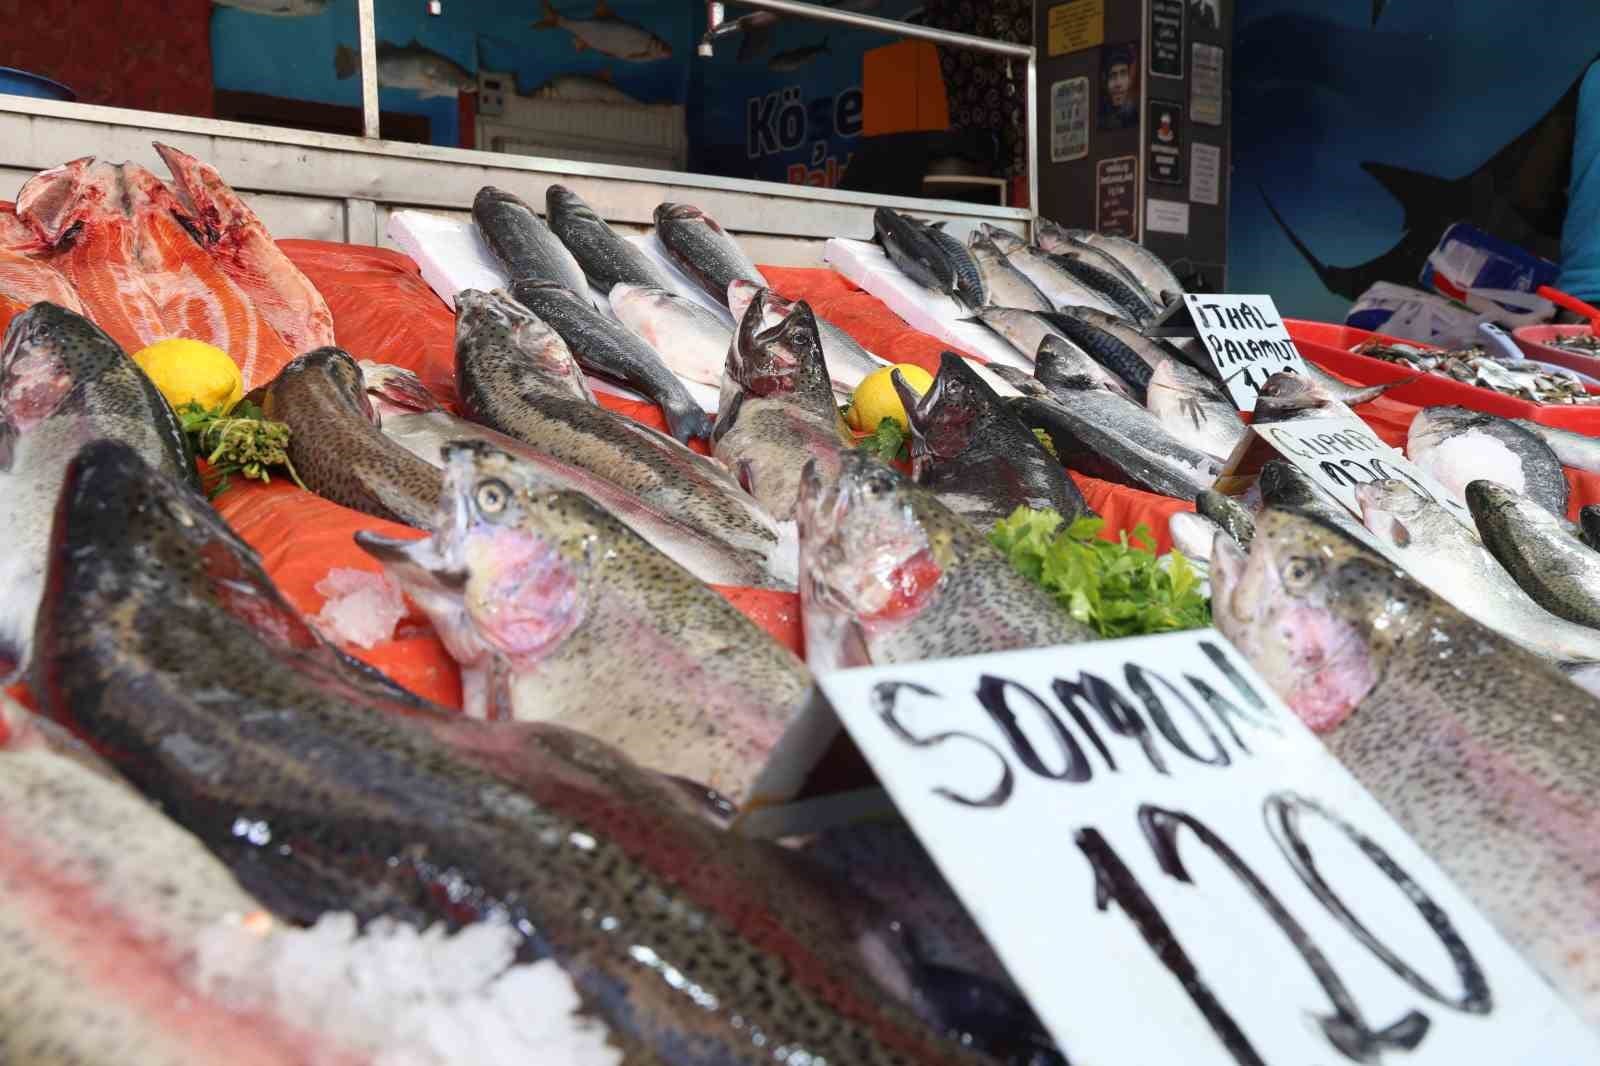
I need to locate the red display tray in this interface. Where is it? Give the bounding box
[1285,318,1600,435]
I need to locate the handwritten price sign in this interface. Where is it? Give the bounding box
[816,632,1598,1065]
[1183,294,1308,411]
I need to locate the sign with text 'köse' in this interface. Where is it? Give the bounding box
[1184,293,1308,411]
[817,632,1599,1065]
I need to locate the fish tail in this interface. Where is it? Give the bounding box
[333,43,358,79]
[534,0,559,28]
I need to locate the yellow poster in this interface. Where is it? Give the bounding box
[1048,0,1105,57]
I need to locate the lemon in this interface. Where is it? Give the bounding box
[847,363,934,432]
[132,339,243,413]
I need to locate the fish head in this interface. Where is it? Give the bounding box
[455,288,591,400]
[357,440,591,670]
[1034,335,1091,389]
[0,302,126,436]
[154,142,245,241]
[728,288,831,401]
[1463,478,1538,533]
[1210,507,1402,733]
[655,202,717,232]
[1256,370,1324,408]
[269,346,378,425]
[14,157,106,245]
[897,352,988,464]
[871,206,913,250]
[1354,477,1430,547]
[1033,218,1069,253]
[797,452,950,653]
[545,183,599,225]
[973,223,1024,255]
[726,278,762,320]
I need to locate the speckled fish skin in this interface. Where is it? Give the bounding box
[545,184,674,294]
[256,347,443,528]
[33,440,1016,1066]
[1257,459,1380,549]
[966,231,1052,312]
[357,440,815,805]
[1210,507,1600,1024]
[713,289,851,522]
[512,280,711,442]
[727,279,891,397]
[1407,405,1570,518]
[1582,504,1600,551]
[1195,488,1255,550]
[798,451,1094,670]
[0,302,196,681]
[1467,479,1600,629]
[653,202,766,307]
[472,185,589,295]
[920,221,987,310]
[452,290,794,589]
[0,699,356,1066]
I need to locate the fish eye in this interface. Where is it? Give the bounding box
[475,478,510,515]
[1282,555,1321,591]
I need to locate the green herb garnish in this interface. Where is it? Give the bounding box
[177,399,306,499]
[1032,427,1059,459]
[989,507,1210,638]
[857,416,910,462]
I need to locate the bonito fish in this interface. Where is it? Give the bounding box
[452,290,796,589]
[32,438,1036,1065]
[798,451,1095,669]
[728,278,891,397]
[155,143,335,356]
[0,302,196,680]
[713,289,852,521]
[1211,507,1600,1023]
[1034,221,1184,306]
[359,440,817,805]
[654,202,767,307]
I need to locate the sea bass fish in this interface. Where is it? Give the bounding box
[452,290,795,589]
[727,279,891,397]
[33,439,1031,1065]
[1210,507,1600,1023]
[609,281,731,390]
[1146,355,1249,462]
[899,351,1090,527]
[512,280,711,442]
[472,186,590,297]
[358,440,817,805]
[0,302,196,680]
[1356,478,1600,663]
[362,360,784,589]
[334,39,478,98]
[875,206,967,307]
[546,184,674,294]
[155,143,335,357]
[713,290,852,521]
[256,347,443,528]
[966,230,1052,312]
[797,451,1095,670]
[1406,405,1569,517]
[534,0,672,61]
[654,202,767,307]
[1467,479,1600,629]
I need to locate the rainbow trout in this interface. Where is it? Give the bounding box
[33,439,1050,1066]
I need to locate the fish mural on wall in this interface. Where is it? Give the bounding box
[533,0,672,61]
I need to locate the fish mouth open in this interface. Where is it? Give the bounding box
[354,531,469,590]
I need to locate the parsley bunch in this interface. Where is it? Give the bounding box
[177,399,306,499]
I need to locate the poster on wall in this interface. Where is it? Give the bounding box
[1150,0,1185,79]
[1051,77,1090,161]
[1096,155,1137,236]
[1149,99,1184,184]
[1047,0,1105,57]
[1191,141,1221,205]
[1098,42,1140,131]
[1191,42,1223,126]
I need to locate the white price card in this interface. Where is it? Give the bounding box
[1184,294,1308,410]
[815,632,1600,1066]
[1254,415,1474,528]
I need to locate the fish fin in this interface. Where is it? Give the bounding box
[360,361,442,413]
[1382,516,1411,548]
[735,458,757,496]
[534,0,559,28]
[333,43,359,79]
[593,0,613,15]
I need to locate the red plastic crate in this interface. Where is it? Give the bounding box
[1285,318,1600,436]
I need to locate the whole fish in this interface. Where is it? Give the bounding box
[1513,417,1600,474]
[1029,327,1139,399]
[1249,369,1384,425]
[921,221,987,310]
[898,352,1089,527]
[1196,488,1255,550]
[472,185,589,296]
[1302,359,1414,404]
[334,39,477,98]
[1210,506,1600,1023]
[452,290,796,589]
[1047,307,1161,397]
[1034,221,1185,305]
[34,439,1034,1065]
[974,305,1070,360]
[966,230,1052,311]
[1467,479,1600,628]
[256,347,443,528]
[512,280,712,442]
[362,361,791,589]
[770,37,831,71]
[977,224,1125,318]
[1046,251,1158,323]
[534,0,672,60]
[797,450,1095,670]
[654,202,767,307]
[529,70,639,104]
[1406,405,1569,517]
[728,278,891,396]
[713,290,852,521]
[1146,355,1249,462]
[358,440,816,805]
[0,302,196,681]
[545,183,674,294]
[1032,228,1154,305]
[875,206,968,307]
[1257,458,1381,549]
[609,281,730,390]
[1356,478,1600,663]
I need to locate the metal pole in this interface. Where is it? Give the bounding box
[721,0,1032,58]
[1025,52,1038,233]
[357,0,380,139]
